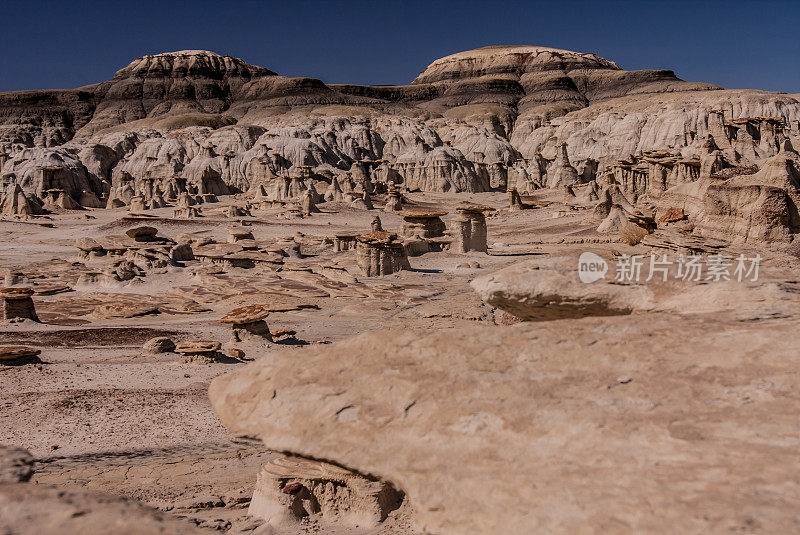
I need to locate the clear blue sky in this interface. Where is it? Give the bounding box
[1,0,798,93]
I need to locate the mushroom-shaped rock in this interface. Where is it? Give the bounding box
[221,305,270,324]
[300,190,319,216]
[221,304,273,342]
[355,231,410,277]
[334,233,358,252]
[176,192,195,208]
[451,204,495,253]
[174,206,201,218]
[0,288,39,322]
[270,328,297,340]
[398,210,448,239]
[174,340,223,363]
[43,189,81,210]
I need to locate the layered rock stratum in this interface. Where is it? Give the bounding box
[1,46,798,245]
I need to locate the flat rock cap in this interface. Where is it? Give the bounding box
[456,203,496,213]
[0,288,34,299]
[220,304,270,324]
[399,209,448,218]
[0,346,41,361]
[356,231,401,245]
[175,340,222,354]
[125,226,158,239]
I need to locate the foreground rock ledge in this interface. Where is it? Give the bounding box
[0,483,211,534]
[209,315,800,534]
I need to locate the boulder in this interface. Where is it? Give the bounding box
[210,315,800,535]
[125,226,158,240]
[142,337,176,354]
[0,447,34,483]
[0,346,41,365]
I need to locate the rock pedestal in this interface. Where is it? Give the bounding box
[300,190,319,215]
[174,206,200,218]
[174,193,200,217]
[248,455,403,529]
[221,305,273,343]
[384,191,403,212]
[334,233,358,252]
[355,232,410,276]
[1,288,39,322]
[509,188,524,211]
[128,195,147,212]
[174,340,222,363]
[452,204,493,253]
[125,226,158,241]
[399,210,448,239]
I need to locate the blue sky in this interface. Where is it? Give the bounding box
[1,0,798,93]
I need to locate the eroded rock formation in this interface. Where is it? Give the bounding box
[0,46,795,247]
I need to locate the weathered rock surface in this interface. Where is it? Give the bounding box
[210,314,800,534]
[248,455,404,529]
[0,447,34,483]
[471,256,800,319]
[0,482,212,534]
[142,336,176,354]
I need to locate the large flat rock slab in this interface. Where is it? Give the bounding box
[210,314,800,534]
[471,256,800,320]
